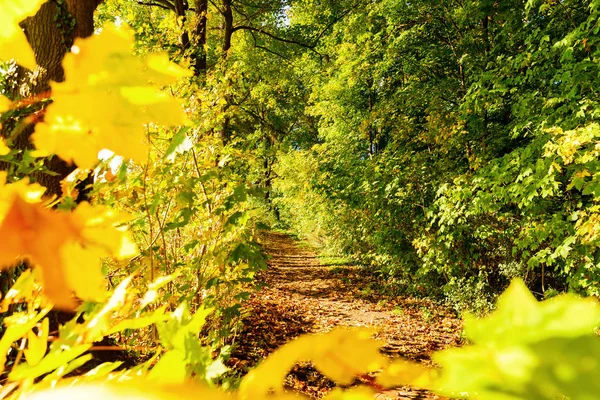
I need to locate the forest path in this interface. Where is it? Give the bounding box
[229,232,462,399]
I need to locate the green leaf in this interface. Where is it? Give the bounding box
[107,306,168,334]
[433,279,600,399]
[464,279,600,345]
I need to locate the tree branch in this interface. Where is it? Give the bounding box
[137,0,176,11]
[232,25,323,57]
[248,29,292,63]
[208,0,223,14]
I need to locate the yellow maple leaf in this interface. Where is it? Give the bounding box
[0,178,138,309]
[0,172,46,219]
[32,23,192,169]
[61,242,107,302]
[0,195,81,309]
[71,202,138,259]
[376,359,438,389]
[311,328,386,385]
[0,0,47,70]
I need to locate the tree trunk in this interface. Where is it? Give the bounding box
[1,0,102,197]
[193,0,208,74]
[174,0,190,50]
[217,0,234,144]
[222,0,233,55]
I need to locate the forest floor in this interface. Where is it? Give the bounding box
[228,231,463,399]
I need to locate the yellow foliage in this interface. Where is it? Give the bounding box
[0,195,85,308]
[0,0,46,69]
[32,23,192,169]
[10,326,432,399]
[0,175,138,309]
[0,307,51,375]
[239,327,387,399]
[0,171,46,215]
[376,359,438,389]
[24,318,49,367]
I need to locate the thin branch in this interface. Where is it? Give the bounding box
[209,0,223,14]
[254,44,292,62]
[192,148,212,216]
[233,25,324,57]
[137,0,176,11]
[248,29,292,63]
[233,25,314,48]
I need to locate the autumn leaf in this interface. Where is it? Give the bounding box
[71,202,138,259]
[311,328,386,385]
[0,195,82,309]
[0,178,138,309]
[32,23,193,169]
[0,0,47,69]
[24,318,49,366]
[376,359,438,389]
[0,171,46,216]
[239,327,386,399]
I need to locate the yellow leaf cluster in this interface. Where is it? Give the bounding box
[0,173,138,309]
[0,306,50,375]
[239,327,387,398]
[0,0,46,70]
[33,24,193,169]
[9,327,434,400]
[24,318,49,366]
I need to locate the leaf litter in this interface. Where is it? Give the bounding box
[227,232,463,399]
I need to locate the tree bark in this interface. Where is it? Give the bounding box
[193,0,208,74]
[174,0,191,50]
[222,0,233,54]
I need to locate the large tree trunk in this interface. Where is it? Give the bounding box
[1,0,102,197]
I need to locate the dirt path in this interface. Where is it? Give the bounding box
[229,232,462,398]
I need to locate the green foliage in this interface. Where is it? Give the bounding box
[273,0,600,313]
[435,279,600,399]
